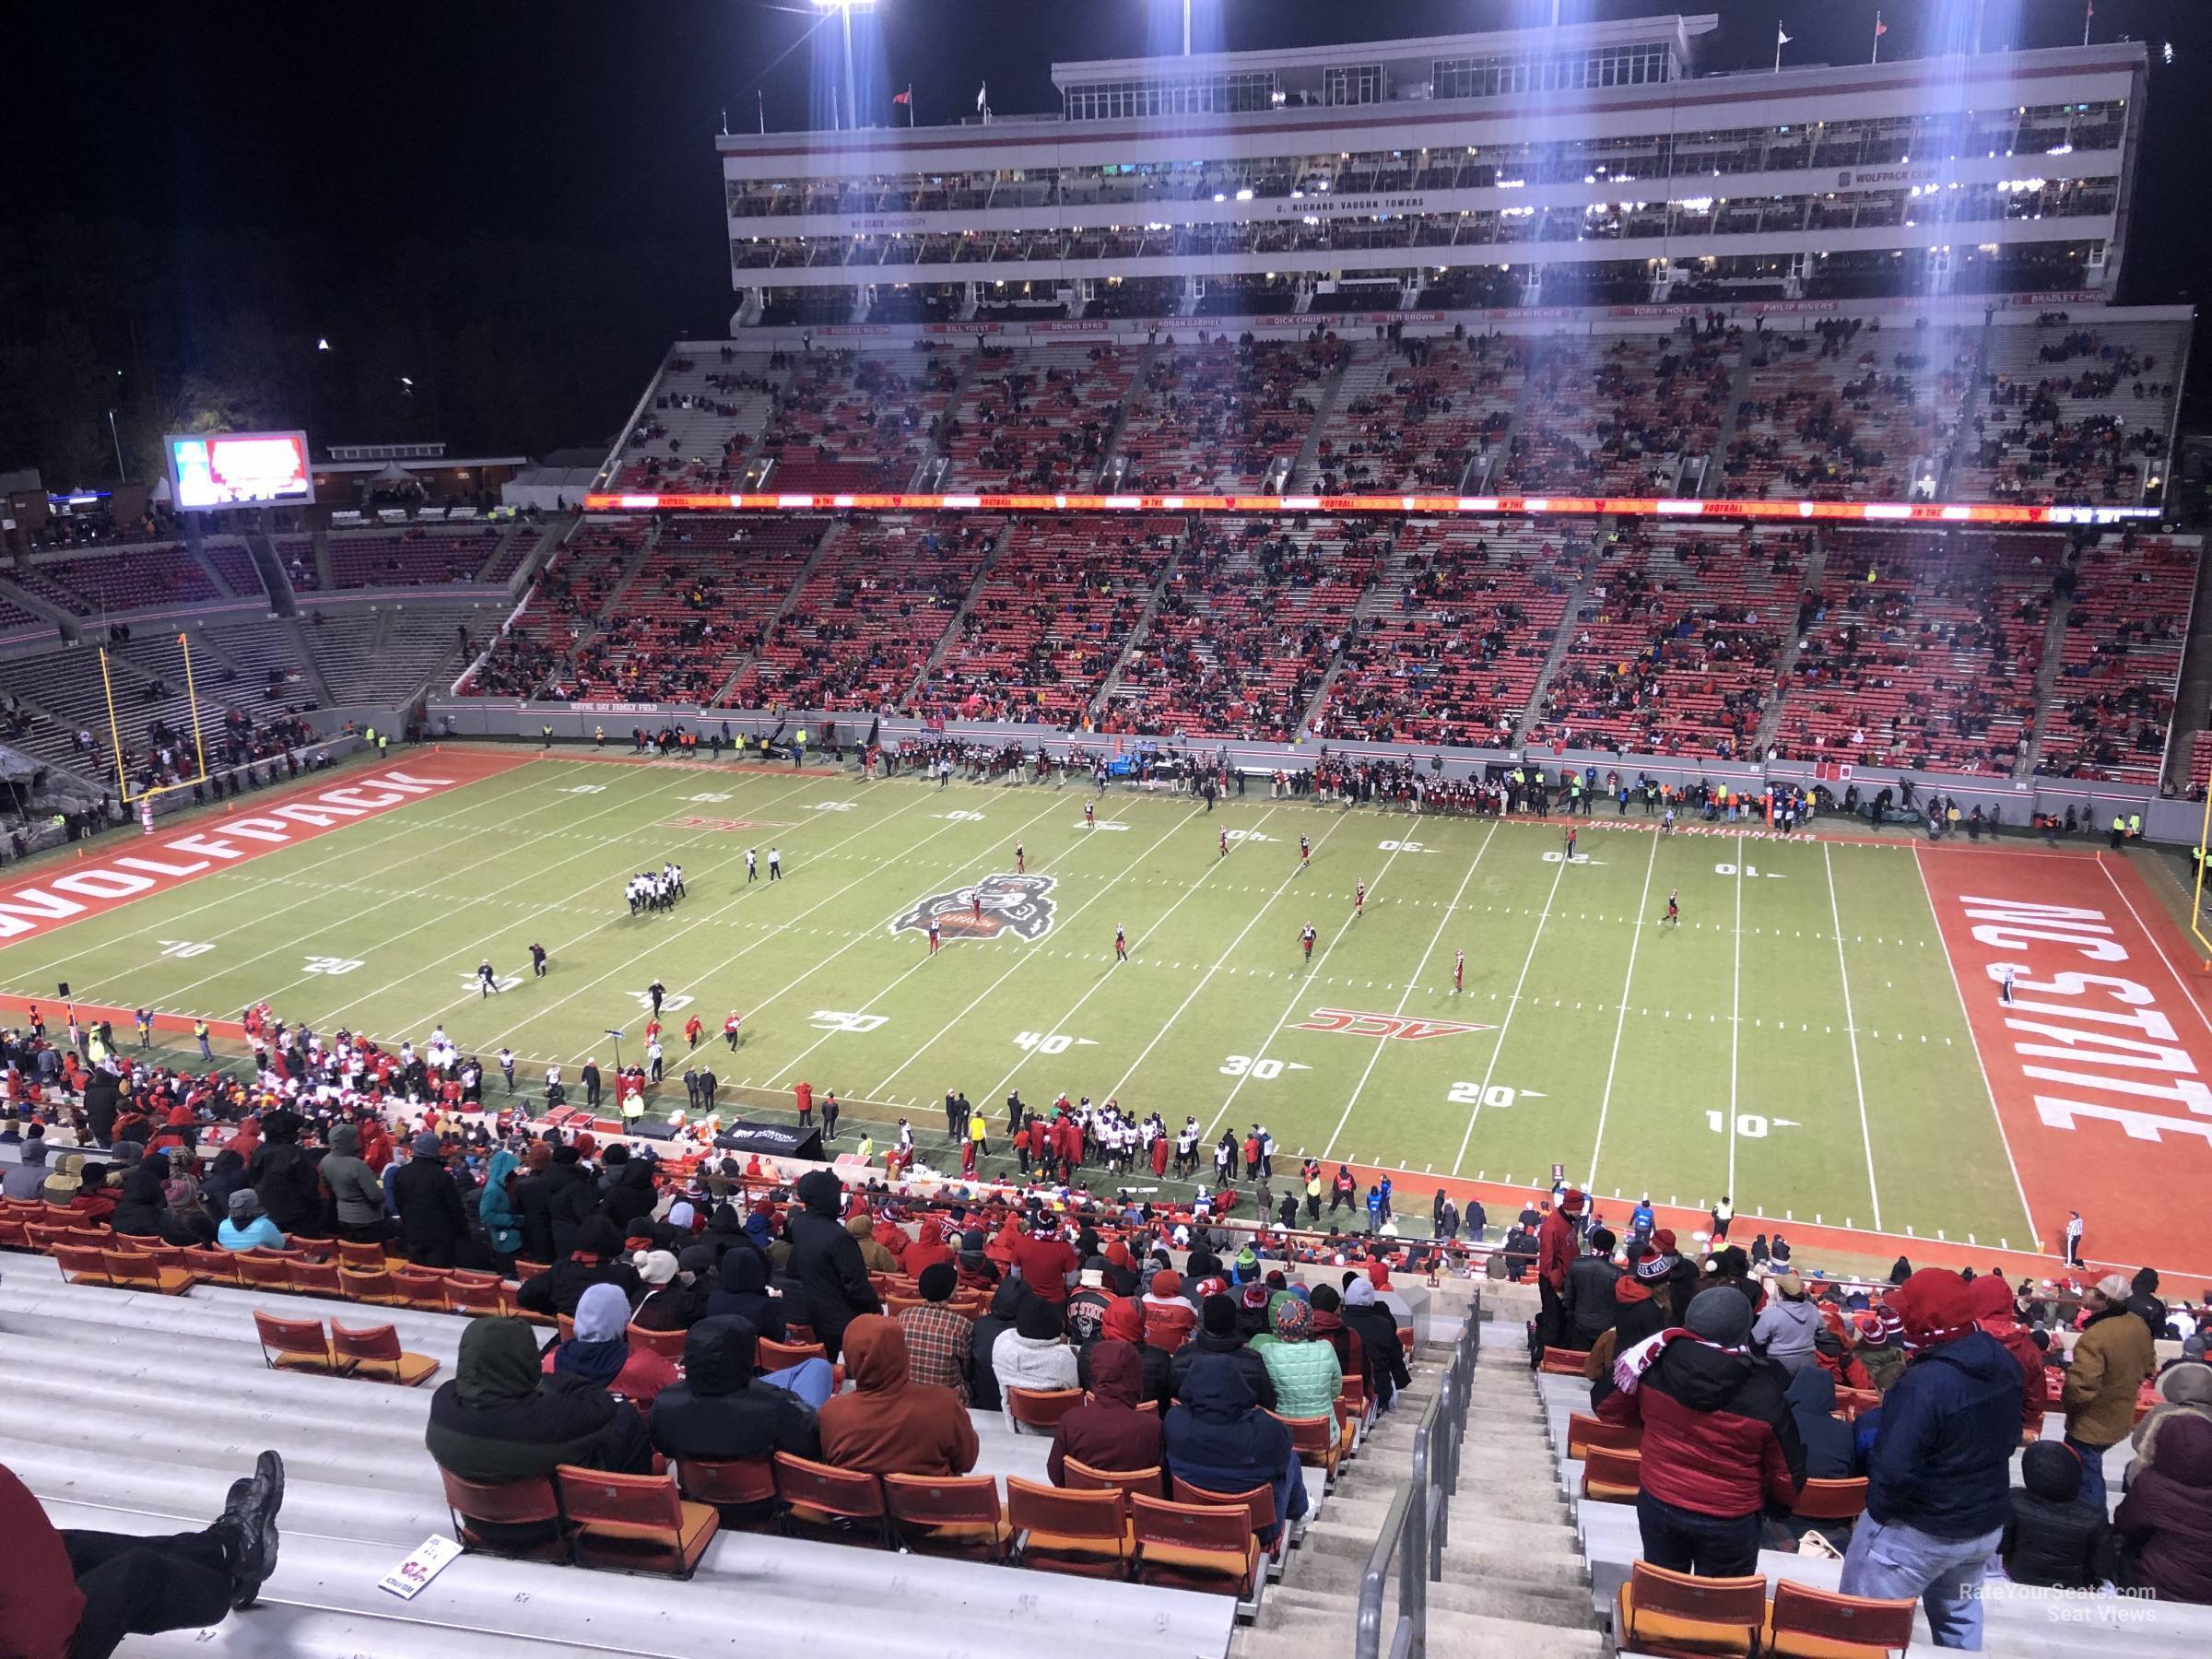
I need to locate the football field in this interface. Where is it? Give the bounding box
[3,745,2206,1277]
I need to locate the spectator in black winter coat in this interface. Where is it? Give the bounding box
[516,1216,643,1317]
[784,1169,879,1361]
[2000,1441,2118,1591]
[969,1278,1024,1413]
[597,1147,659,1232]
[1340,1278,1411,1410]
[1170,1293,1279,1409]
[703,1245,785,1341]
[393,1134,470,1268]
[246,1110,323,1237]
[649,1315,821,1521]
[1562,1228,1623,1349]
[539,1145,599,1261]
[109,1153,171,1238]
[511,1144,557,1263]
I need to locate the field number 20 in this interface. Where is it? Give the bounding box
[1448,1083,1520,1109]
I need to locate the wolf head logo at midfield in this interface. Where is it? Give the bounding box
[892,874,1057,943]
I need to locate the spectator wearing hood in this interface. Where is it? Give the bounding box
[900,1263,974,1404]
[539,1143,601,1262]
[597,1147,657,1231]
[1049,1338,1164,1490]
[704,1247,785,1341]
[1251,1293,1342,1420]
[511,1142,559,1263]
[477,1147,523,1269]
[905,1219,954,1277]
[1751,1274,1822,1377]
[1,1136,48,1201]
[2001,1441,2119,1591]
[846,1209,900,1275]
[1171,1293,1279,1410]
[2127,1359,2212,1488]
[1598,1286,1805,1576]
[1963,1274,2046,1437]
[217,1189,286,1253]
[994,1293,1080,1418]
[2065,1275,2158,1513]
[1562,1228,1624,1350]
[1307,1283,1367,1391]
[1084,1295,1173,1408]
[1785,1367,1860,1482]
[517,1216,643,1318]
[1165,1353,1308,1547]
[2113,1412,2212,1603]
[245,1110,322,1238]
[540,1282,677,1408]
[968,1278,1025,1413]
[109,1152,172,1239]
[786,1170,880,1361]
[1340,1278,1411,1411]
[954,1227,999,1294]
[649,1315,823,1518]
[631,1248,712,1332]
[426,1316,651,1540]
[321,1124,386,1244]
[1839,1267,2026,1647]
[394,1133,470,1268]
[819,1314,979,1477]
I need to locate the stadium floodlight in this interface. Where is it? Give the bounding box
[812,0,875,132]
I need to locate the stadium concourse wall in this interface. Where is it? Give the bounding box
[426,699,2197,845]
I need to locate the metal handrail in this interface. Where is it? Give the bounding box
[1354,1291,1481,1659]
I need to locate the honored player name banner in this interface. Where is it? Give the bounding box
[714,1119,826,1162]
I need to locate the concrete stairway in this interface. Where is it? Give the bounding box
[1752,527,1832,759]
[1231,1326,1603,1659]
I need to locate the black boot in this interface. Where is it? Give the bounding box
[221,1449,285,1608]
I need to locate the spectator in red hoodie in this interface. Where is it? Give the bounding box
[1009,1213,1078,1305]
[1598,1285,1806,1576]
[1535,1188,1584,1351]
[1966,1273,2047,1436]
[1143,1269,1199,1353]
[904,1218,954,1277]
[1048,1339,1165,1491]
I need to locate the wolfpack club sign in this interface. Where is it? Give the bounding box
[1294,1007,1491,1041]
[891,874,1058,943]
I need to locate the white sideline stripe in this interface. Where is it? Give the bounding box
[1202,814,1398,1143]
[1912,843,2038,1243]
[1450,847,1570,1175]
[1109,807,1356,1112]
[2097,853,2212,1039]
[865,802,1205,1098]
[14,759,574,994]
[963,806,1284,1107]
[1825,841,1884,1230]
[1583,828,1660,1191]
[1727,831,1744,1201]
[757,792,1084,1089]
[324,770,844,1040]
[1321,820,1497,1160]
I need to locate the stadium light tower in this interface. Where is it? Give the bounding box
[813,0,874,130]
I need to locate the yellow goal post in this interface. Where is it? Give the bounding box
[99,632,211,805]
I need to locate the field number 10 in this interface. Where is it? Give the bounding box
[1707,1110,1769,1137]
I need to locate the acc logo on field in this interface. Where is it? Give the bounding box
[1293,1006,1492,1041]
[890,874,1057,943]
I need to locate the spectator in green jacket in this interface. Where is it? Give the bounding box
[1251,1292,1342,1420]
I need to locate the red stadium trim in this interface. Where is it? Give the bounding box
[582,489,2156,527]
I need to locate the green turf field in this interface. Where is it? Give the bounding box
[0,751,2039,1250]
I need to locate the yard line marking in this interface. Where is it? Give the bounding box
[6,759,577,990]
[1204,829,1419,1143]
[1728,831,1744,1201]
[1911,843,2037,1239]
[1584,829,1661,1191]
[481,775,978,1058]
[1452,849,1570,1174]
[1109,811,1357,1111]
[334,770,859,1034]
[118,760,710,1013]
[947,807,1284,1106]
[865,803,1204,1097]
[1825,842,1883,1230]
[753,791,1081,1088]
[1320,822,1497,1160]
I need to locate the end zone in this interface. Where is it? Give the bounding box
[0,750,530,951]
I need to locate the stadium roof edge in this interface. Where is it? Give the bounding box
[1047,14,1720,89]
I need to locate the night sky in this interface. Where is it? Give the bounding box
[7,0,2206,438]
